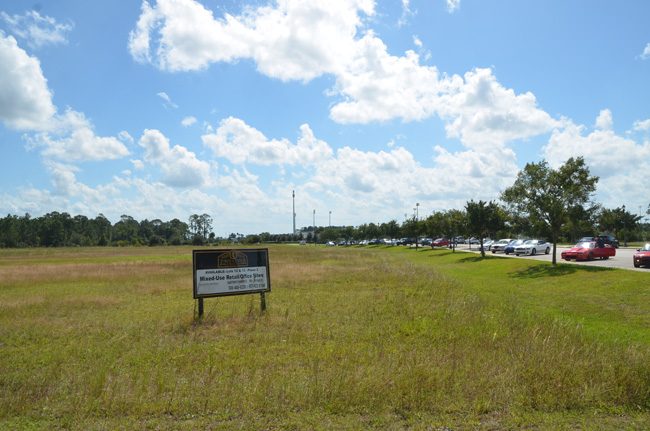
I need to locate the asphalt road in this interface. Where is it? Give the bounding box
[449,244,649,273]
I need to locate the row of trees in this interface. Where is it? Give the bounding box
[1,158,648,263]
[0,213,215,248]
[310,158,648,265]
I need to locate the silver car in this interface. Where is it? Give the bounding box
[490,238,512,254]
[514,239,551,256]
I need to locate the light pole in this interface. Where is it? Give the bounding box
[292,190,296,237]
[313,209,316,245]
[414,202,420,250]
[329,210,331,227]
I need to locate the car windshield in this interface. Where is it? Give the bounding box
[576,241,594,249]
[641,244,650,251]
[523,240,536,245]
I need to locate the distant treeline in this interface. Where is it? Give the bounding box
[0,212,307,248]
[0,212,194,248]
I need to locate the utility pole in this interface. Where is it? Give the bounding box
[292,190,296,237]
[415,202,420,250]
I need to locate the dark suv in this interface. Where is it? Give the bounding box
[577,235,619,248]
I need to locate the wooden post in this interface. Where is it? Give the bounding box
[260,292,267,312]
[198,297,204,318]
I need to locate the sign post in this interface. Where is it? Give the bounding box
[193,248,271,318]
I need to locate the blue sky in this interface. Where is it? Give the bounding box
[1,0,649,236]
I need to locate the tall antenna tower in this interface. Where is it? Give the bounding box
[292,190,296,235]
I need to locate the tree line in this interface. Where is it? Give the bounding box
[1,158,648,255]
[0,213,214,248]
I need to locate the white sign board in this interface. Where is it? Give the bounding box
[193,249,271,298]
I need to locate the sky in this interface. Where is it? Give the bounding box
[1,0,649,236]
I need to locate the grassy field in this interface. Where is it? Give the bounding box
[1,245,649,430]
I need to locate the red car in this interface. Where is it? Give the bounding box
[561,241,616,261]
[432,238,450,247]
[633,244,650,268]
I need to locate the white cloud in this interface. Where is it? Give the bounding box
[195,116,524,224]
[29,110,130,162]
[139,129,211,187]
[633,118,650,132]
[398,0,414,27]
[128,1,557,151]
[446,0,461,13]
[544,116,650,175]
[0,33,56,130]
[129,0,374,80]
[641,43,650,60]
[202,117,333,166]
[330,36,448,124]
[1,33,129,161]
[157,91,178,108]
[430,68,558,148]
[1,10,73,48]
[595,109,613,130]
[118,130,134,144]
[181,116,197,127]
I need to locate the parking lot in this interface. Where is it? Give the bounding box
[453,244,648,272]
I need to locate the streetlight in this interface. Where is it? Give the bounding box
[313,209,316,245]
[415,202,420,250]
[329,210,331,227]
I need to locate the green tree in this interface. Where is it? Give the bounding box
[501,157,598,265]
[465,200,504,257]
[599,206,642,246]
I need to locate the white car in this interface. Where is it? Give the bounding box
[514,239,551,256]
[480,239,494,251]
[490,239,512,253]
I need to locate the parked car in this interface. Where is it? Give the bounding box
[468,237,480,245]
[420,238,432,246]
[514,239,551,256]
[491,239,513,254]
[480,239,494,251]
[633,243,650,268]
[504,239,526,255]
[432,237,450,247]
[561,241,616,261]
[577,235,619,248]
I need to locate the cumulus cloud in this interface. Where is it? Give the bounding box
[28,110,130,161]
[129,0,374,80]
[595,109,613,130]
[446,0,461,13]
[1,10,73,48]
[633,118,650,132]
[0,33,56,130]
[544,116,650,175]
[204,118,517,221]
[1,33,129,161]
[128,1,557,151]
[202,117,333,166]
[428,68,558,147]
[641,43,650,60]
[139,129,211,187]
[181,116,197,127]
